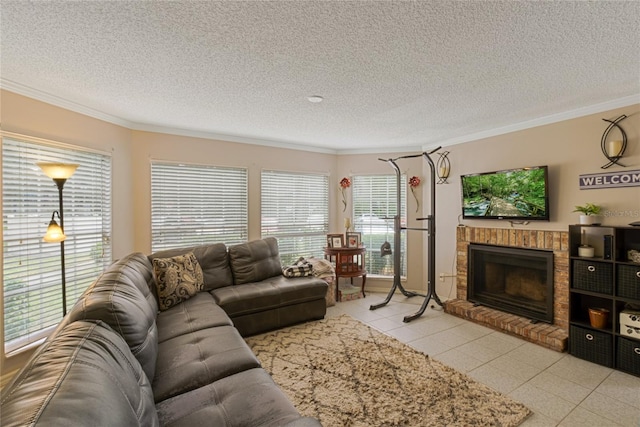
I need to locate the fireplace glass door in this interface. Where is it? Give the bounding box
[468,244,554,323]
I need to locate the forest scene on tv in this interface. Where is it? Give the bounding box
[462,168,547,218]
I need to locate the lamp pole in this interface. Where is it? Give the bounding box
[55,178,68,316]
[37,162,78,317]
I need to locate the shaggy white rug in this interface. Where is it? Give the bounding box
[246,315,531,427]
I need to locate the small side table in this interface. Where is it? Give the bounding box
[323,246,367,301]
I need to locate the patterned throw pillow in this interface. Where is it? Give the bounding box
[152,252,204,311]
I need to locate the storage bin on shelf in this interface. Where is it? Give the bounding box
[569,325,613,367]
[572,259,613,294]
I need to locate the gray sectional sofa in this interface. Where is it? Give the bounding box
[1,237,327,426]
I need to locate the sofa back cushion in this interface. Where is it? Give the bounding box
[149,243,233,290]
[67,252,158,381]
[0,321,158,427]
[228,237,283,285]
[119,252,159,313]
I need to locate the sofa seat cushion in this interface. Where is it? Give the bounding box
[156,368,305,427]
[67,253,159,382]
[153,325,260,403]
[149,243,233,291]
[0,321,158,427]
[156,292,232,343]
[211,275,328,318]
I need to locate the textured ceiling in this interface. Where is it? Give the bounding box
[1,1,639,153]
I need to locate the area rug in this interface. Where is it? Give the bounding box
[245,315,531,427]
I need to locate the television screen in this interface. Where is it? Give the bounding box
[461,165,549,220]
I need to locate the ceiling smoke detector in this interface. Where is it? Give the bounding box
[307,95,324,103]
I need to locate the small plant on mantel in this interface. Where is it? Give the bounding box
[573,203,603,226]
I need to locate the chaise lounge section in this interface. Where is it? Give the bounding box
[1,237,327,426]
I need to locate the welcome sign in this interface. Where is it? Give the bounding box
[579,169,640,190]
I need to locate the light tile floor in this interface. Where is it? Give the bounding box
[326,292,640,427]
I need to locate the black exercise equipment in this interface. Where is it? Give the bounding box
[369,148,444,322]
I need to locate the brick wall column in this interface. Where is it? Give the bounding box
[455,226,569,330]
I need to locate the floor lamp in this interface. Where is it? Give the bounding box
[38,162,78,317]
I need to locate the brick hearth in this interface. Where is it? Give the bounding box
[444,226,569,352]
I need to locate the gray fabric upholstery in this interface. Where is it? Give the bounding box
[156,368,306,427]
[149,243,233,290]
[0,321,158,427]
[119,252,159,313]
[231,298,327,337]
[156,292,232,343]
[228,237,283,285]
[211,274,327,336]
[2,238,326,426]
[212,275,327,317]
[153,325,261,403]
[67,252,159,382]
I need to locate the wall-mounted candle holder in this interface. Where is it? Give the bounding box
[601,114,628,169]
[436,151,451,184]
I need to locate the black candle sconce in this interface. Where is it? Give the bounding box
[601,114,628,169]
[436,151,451,184]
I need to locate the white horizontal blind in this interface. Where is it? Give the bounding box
[352,174,406,276]
[261,170,328,265]
[151,162,248,252]
[2,136,112,353]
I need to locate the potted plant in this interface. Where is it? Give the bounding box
[573,203,603,225]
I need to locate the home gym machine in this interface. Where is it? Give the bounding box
[369,148,443,322]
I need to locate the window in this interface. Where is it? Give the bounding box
[261,171,329,265]
[352,174,406,276]
[2,134,112,353]
[151,162,248,252]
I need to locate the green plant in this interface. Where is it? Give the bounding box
[573,203,602,216]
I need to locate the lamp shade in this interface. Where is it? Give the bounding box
[43,211,66,242]
[37,162,79,180]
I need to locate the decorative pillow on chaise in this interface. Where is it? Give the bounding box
[152,252,204,311]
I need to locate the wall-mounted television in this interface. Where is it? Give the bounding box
[461,165,550,221]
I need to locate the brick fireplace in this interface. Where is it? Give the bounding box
[444,226,569,352]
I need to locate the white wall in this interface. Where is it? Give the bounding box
[1,89,638,381]
[333,106,640,299]
[430,105,640,298]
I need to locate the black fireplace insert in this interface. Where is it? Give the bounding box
[468,244,554,323]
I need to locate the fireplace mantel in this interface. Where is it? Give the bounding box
[445,226,569,352]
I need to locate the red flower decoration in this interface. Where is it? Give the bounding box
[339,177,351,212]
[409,176,421,212]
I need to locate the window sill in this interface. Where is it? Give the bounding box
[5,336,46,359]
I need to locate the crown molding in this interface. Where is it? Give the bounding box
[3,79,637,156]
[335,145,425,155]
[1,79,134,129]
[428,94,640,150]
[0,79,338,155]
[130,122,338,155]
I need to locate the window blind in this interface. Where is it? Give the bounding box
[2,135,112,353]
[261,170,328,265]
[352,174,406,276]
[150,162,248,252]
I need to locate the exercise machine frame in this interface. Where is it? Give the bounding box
[369,148,443,322]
